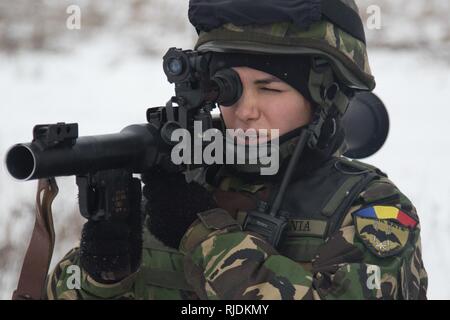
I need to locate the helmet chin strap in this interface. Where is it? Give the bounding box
[307,57,350,150]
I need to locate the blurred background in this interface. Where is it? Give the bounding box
[0,0,449,299]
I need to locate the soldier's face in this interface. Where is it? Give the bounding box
[219,67,313,144]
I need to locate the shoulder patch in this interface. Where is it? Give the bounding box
[353,206,416,258]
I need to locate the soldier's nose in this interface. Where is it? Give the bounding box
[234,93,261,123]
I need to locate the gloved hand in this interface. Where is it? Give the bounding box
[142,166,216,249]
[77,169,143,283]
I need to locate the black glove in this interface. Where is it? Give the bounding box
[142,167,216,249]
[77,169,143,283]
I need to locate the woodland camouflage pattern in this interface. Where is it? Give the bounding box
[47,170,427,300]
[195,18,375,91]
[194,0,374,90]
[179,176,427,300]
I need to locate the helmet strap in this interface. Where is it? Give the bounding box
[307,57,349,150]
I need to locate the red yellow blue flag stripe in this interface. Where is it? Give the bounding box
[353,205,418,228]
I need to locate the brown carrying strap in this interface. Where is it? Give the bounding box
[12,178,58,300]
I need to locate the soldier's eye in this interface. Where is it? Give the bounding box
[261,88,282,93]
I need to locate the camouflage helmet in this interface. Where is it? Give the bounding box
[192,0,375,91]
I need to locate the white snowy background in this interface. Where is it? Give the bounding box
[0,0,449,299]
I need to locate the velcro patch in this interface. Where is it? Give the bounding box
[354,215,410,258]
[285,219,328,238]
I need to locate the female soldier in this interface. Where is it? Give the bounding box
[47,0,427,300]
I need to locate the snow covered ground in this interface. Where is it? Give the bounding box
[0,40,449,299]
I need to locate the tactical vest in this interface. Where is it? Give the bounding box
[215,157,386,264]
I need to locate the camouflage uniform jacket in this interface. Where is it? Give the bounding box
[180,157,428,300]
[46,157,427,300]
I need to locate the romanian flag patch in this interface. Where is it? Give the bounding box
[353,205,418,228]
